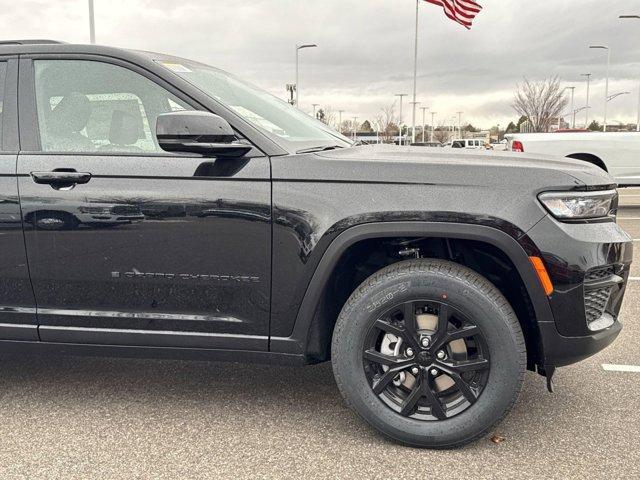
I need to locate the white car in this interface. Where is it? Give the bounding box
[504,131,640,186]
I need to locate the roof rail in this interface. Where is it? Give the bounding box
[0,39,66,45]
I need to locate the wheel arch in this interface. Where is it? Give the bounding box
[566,153,608,172]
[271,222,555,368]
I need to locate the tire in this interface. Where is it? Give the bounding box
[331,258,526,448]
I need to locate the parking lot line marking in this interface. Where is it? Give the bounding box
[628,277,640,281]
[618,217,640,220]
[602,364,640,373]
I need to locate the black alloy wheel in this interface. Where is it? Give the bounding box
[332,259,526,448]
[363,300,490,421]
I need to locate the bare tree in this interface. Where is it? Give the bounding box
[374,103,398,143]
[512,76,568,133]
[320,106,337,128]
[432,127,449,144]
[341,119,356,137]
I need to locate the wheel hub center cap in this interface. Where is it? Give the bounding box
[417,351,432,367]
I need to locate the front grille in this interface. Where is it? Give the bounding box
[584,266,616,282]
[584,287,613,324]
[111,205,140,215]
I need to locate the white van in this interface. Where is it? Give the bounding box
[447,139,486,149]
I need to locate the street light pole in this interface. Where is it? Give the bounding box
[411,0,420,144]
[605,93,631,130]
[409,101,420,144]
[295,43,317,110]
[456,111,463,139]
[564,87,575,128]
[312,104,320,118]
[338,110,345,133]
[352,117,358,141]
[620,15,640,131]
[607,92,631,103]
[88,0,96,44]
[395,93,408,145]
[573,106,590,123]
[580,73,591,127]
[420,107,428,142]
[430,111,437,142]
[590,45,610,132]
[570,87,575,128]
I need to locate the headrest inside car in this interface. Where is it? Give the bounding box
[109,110,144,146]
[50,92,92,134]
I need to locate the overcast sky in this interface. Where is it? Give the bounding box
[4,0,640,128]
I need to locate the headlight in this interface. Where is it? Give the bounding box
[538,189,617,220]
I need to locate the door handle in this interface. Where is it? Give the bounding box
[30,170,92,187]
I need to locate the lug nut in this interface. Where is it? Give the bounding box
[406,348,414,357]
[436,350,446,360]
[411,367,419,375]
[421,338,430,348]
[430,368,439,376]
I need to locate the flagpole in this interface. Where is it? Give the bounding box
[411,0,419,144]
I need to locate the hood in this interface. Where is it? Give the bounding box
[285,144,614,190]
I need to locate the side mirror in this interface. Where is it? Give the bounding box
[156,111,252,157]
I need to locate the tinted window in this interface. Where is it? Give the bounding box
[33,60,192,153]
[155,57,352,152]
[0,62,6,148]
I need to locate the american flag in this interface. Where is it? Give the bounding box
[424,0,483,29]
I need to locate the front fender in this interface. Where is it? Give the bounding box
[270,221,554,361]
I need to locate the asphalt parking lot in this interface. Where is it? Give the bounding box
[0,193,639,479]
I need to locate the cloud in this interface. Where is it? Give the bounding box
[2,0,639,127]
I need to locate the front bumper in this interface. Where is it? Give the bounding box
[77,213,145,224]
[525,215,633,367]
[538,320,622,367]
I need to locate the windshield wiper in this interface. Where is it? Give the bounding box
[296,145,345,154]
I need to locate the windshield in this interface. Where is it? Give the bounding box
[154,57,352,153]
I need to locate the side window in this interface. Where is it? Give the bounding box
[0,62,7,149]
[33,59,193,153]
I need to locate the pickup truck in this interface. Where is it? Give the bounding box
[505,131,640,186]
[0,40,632,448]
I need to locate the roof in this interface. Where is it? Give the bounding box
[0,39,65,45]
[0,40,155,63]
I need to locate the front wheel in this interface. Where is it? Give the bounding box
[33,212,79,230]
[331,259,526,448]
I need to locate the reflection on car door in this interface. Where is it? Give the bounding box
[17,57,271,350]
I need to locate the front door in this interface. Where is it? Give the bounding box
[17,57,271,350]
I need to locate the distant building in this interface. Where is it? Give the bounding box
[548,117,570,132]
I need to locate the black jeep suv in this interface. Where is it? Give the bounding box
[0,40,632,448]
